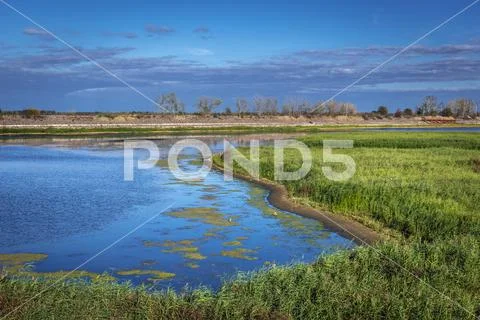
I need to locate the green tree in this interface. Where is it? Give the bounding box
[377,106,389,116]
[440,107,453,117]
[22,108,41,119]
[403,108,413,117]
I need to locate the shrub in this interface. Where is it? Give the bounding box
[22,108,41,119]
[377,106,389,116]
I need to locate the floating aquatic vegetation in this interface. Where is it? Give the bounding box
[163,240,195,247]
[236,236,249,241]
[0,252,115,282]
[155,159,170,168]
[162,246,199,254]
[167,207,238,226]
[185,262,200,269]
[0,253,48,266]
[150,239,208,261]
[223,241,242,247]
[221,248,258,260]
[117,269,175,280]
[184,252,206,260]
[203,232,217,238]
[143,240,162,247]
[144,239,196,248]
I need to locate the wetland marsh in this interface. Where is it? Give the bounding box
[0,136,352,289]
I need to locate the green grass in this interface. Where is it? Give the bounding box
[0,124,346,137]
[2,124,479,137]
[1,131,480,319]
[1,238,478,319]
[232,132,480,241]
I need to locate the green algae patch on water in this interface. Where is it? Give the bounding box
[143,239,195,248]
[185,262,200,269]
[153,239,208,260]
[221,248,258,261]
[155,159,170,168]
[223,241,242,247]
[167,207,238,226]
[203,232,217,238]
[0,253,116,283]
[236,236,249,241]
[162,246,199,254]
[0,253,48,266]
[184,252,207,260]
[117,269,175,280]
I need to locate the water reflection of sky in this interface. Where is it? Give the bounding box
[0,138,354,290]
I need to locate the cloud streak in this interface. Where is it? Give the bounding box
[145,24,175,35]
[23,27,55,41]
[102,31,138,39]
[1,42,479,110]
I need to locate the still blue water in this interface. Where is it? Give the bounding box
[0,138,353,290]
[367,127,480,132]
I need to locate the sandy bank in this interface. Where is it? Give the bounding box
[212,160,381,246]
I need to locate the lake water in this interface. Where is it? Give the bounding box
[367,126,480,132]
[0,136,353,290]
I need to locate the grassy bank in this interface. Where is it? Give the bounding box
[1,132,480,319]
[0,124,355,137]
[2,124,479,138]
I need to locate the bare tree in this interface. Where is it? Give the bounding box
[283,97,312,116]
[282,101,294,116]
[417,96,438,116]
[236,98,249,114]
[156,92,184,113]
[253,96,278,115]
[311,101,326,115]
[325,100,338,116]
[447,98,477,118]
[339,102,356,115]
[197,97,223,114]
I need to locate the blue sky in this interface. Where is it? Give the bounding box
[1,0,479,112]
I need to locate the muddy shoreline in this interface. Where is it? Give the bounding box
[211,160,381,246]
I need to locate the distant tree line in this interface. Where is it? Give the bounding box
[364,96,478,119]
[155,92,359,116]
[1,94,478,119]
